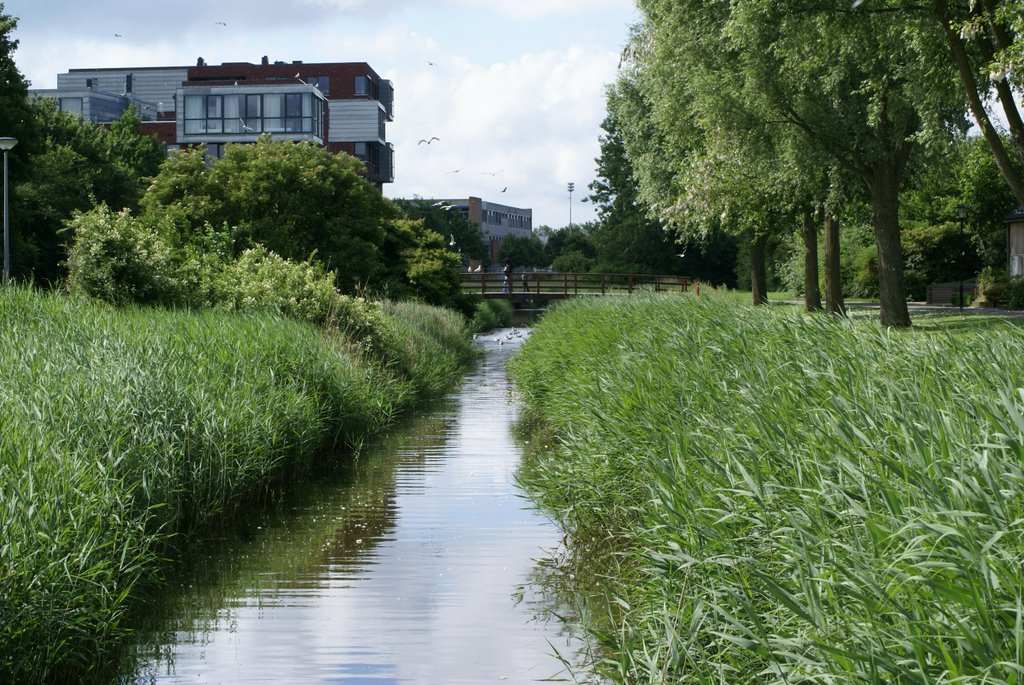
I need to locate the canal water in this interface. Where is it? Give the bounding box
[130,328,587,684]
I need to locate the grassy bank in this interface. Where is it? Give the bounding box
[510,294,1024,683]
[0,286,473,683]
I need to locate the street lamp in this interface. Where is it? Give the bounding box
[956,203,967,312]
[0,136,17,283]
[567,182,575,229]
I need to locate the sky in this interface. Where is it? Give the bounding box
[6,0,641,229]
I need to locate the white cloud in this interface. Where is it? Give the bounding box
[384,43,618,226]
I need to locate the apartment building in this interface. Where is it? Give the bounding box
[439,196,533,263]
[30,56,395,186]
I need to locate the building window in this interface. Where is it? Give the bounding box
[184,94,205,133]
[354,142,368,159]
[286,93,303,132]
[205,95,223,133]
[264,93,284,132]
[245,94,262,133]
[308,76,329,95]
[355,75,369,96]
[184,92,322,138]
[59,97,83,116]
[223,94,241,133]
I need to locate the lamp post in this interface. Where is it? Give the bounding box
[567,182,574,229]
[0,136,17,283]
[956,203,967,312]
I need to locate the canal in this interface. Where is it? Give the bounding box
[130,327,587,684]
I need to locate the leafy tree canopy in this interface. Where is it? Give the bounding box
[497,234,547,269]
[393,198,487,263]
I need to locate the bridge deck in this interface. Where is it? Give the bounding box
[461,272,691,300]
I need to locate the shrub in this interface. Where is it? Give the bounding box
[469,298,514,333]
[976,266,1024,309]
[64,205,181,306]
[376,300,475,398]
[206,246,383,332]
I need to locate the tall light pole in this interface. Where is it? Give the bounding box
[956,203,967,312]
[0,137,17,283]
[567,182,575,229]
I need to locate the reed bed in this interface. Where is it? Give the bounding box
[510,294,1024,683]
[0,286,472,683]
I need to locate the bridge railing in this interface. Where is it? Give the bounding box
[461,271,691,297]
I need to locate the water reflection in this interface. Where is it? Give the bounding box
[130,328,585,684]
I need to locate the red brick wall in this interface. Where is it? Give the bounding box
[187,61,381,99]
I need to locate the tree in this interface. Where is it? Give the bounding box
[141,139,394,290]
[609,22,801,306]
[8,100,165,283]
[628,0,965,326]
[930,0,1024,207]
[592,84,741,285]
[107,105,166,196]
[497,235,547,269]
[589,111,686,276]
[392,198,487,264]
[0,5,43,281]
[139,139,469,309]
[378,216,468,312]
[956,135,1022,268]
[0,6,34,152]
[543,224,596,267]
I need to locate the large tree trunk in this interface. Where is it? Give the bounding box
[750,232,769,306]
[867,166,911,327]
[802,207,822,312]
[823,208,846,316]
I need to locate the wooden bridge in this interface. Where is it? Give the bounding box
[461,271,692,304]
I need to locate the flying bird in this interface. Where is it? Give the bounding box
[214,21,227,26]
[441,204,456,211]
[431,200,449,207]
[114,33,122,38]
[447,169,460,174]
[481,170,503,176]
[500,187,507,193]
[418,136,440,145]
[449,234,456,246]
[851,0,864,6]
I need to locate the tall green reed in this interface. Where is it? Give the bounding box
[0,286,472,683]
[511,294,1024,683]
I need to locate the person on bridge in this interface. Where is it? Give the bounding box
[521,270,530,293]
[502,261,512,294]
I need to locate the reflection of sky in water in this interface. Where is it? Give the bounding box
[134,329,584,684]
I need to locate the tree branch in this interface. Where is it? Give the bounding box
[937,0,1024,205]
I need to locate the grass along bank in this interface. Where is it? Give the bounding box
[0,286,474,683]
[509,293,1024,683]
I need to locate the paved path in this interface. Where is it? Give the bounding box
[776,300,1024,318]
